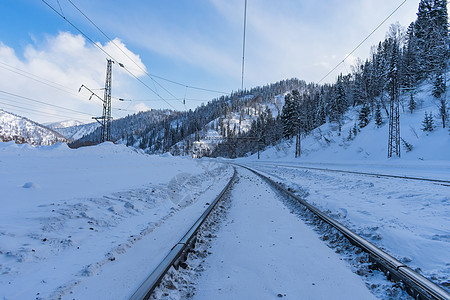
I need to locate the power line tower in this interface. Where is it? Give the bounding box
[388,46,400,158]
[295,117,301,158]
[93,59,113,143]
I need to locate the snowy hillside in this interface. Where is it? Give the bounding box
[0,109,67,145]
[47,121,99,141]
[171,99,278,158]
[251,80,449,163]
[45,120,85,129]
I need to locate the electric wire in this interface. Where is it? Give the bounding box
[0,99,89,121]
[41,0,178,110]
[66,0,229,103]
[0,89,96,117]
[66,0,185,106]
[0,62,77,96]
[317,0,408,84]
[0,61,131,118]
[241,0,247,91]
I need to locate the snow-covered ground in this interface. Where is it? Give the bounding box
[0,141,233,299]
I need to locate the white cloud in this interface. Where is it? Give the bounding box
[208,0,419,85]
[0,32,147,123]
[131,102,150,113]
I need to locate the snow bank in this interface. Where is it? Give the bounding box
[0,142,232,299]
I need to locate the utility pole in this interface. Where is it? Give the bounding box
[79,59,113,143]
[94,59,113,143]
[295,117,301,158]
[256,118,260,159]
[388,48,400,158]
[163,115,169,152]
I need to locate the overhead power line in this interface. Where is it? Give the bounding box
[66,0,229,97]
[66,0,183,106]
[0,99,88,121]
[43,0,229,114]
[241,0,248,91]
[0,61,76,95]
[41,0,178,110]
[0,89,95,117]
[317,0,408,84]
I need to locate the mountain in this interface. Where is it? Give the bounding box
[71,78,307,155]
[46,120,99,141]
[70,109,172,148]
[0,109,67,145]
[45,120,85,129]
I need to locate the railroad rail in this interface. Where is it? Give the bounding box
[238,164,450,300]
[252,162,450,185]
[129,168,237,300]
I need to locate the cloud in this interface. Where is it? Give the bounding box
[102,38,147,77]
[130,102,150,113]
[208,0,419,85]
[0,32,147,123]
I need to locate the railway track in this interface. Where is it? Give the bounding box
[129,168,237,300]
[239,164,450,300]
[251,162,450,185]
[129,164,449,300]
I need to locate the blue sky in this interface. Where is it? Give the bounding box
[0,0,422,123]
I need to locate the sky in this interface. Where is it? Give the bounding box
[0,0,424,124]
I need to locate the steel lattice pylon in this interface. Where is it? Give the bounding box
[388,66,401,158]
[93,59,113,143]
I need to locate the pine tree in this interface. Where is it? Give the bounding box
[422,112,435,131]
[408,93,416,113]
[432,73,446,99]
[375,105,383,127]
[402,22,418,110]
[415,0,449,78]
[330,75,347,122]
[281,91,299,138]
[352,122,358,136]
[358,104,371,128]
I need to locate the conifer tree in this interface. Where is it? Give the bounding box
[375,105,383,127]
[422,112,435,131]
[358,104,371,128]
[281,91,300,138]
[408,94,416,113]
[330,75,347,122]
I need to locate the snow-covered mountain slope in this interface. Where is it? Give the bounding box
[48,121,99,141]
[45,120,85,129]
[252,81,449,164]
[0,109,67,145]
[168,94,283,157]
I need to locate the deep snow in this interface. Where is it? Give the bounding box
[0,141,233,299]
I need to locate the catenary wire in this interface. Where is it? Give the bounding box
[317,0,408,84]
[67,0,228,95]
[66,0,185,106]
[0,89,96,117]
[41,0,178,110]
